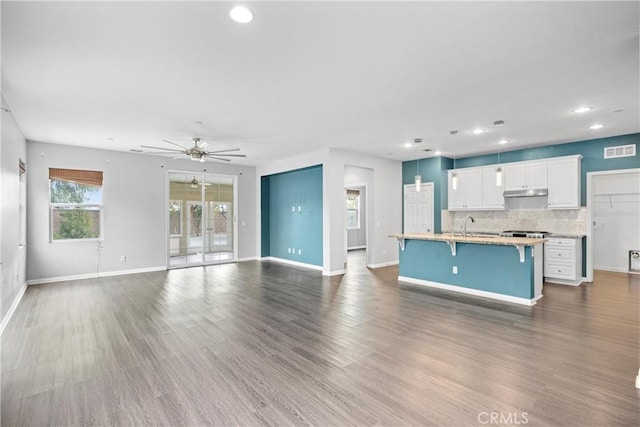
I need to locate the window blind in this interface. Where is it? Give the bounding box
[49,168,103,187]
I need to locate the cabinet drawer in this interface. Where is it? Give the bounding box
[546,238,577,246]
[545,247,575,261]
[545,263,576,280]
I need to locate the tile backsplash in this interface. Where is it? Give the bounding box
[441,208,587,235]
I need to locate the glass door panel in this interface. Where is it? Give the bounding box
[203,175,234,263]
[168,172,236,268]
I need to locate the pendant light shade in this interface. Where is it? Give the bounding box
[415,153,421,191]
[452,172,458,190]
[415,174,422,191]
[496,166,503,186]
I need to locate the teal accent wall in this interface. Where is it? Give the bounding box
[399,239,534,299]
[260,176,270,257]
[261,165,323,266]
[402,156,453,233]
[455,133,640,205]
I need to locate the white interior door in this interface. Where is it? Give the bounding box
[404,183,434,234]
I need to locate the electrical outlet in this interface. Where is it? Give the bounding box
[298,249,302,255]
[288,248,291,253]
[452,266,458,274]
[120,255,126,262]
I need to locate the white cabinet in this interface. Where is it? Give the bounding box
[544,237,582,286]
[481,166,505,210]
[547,156,581,209]
[504,161,547,191]
[448,168,483,210]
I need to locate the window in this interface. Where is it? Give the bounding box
[346,190,360,229]
[49,168,103,241]
[169,200,183,236]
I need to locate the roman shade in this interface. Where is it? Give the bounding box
[49,168,103,187]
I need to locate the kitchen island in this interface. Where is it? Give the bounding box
[390,233,547,306]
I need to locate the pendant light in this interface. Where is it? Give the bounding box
[496,138,508,186]
[414,138,422,191]
[496,144,503,186]
[451,131,458,190]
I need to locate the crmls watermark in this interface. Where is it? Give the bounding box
[477,411,529,425]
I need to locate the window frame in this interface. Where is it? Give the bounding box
[49,178,104,243]
[346,192,360,230]
[169,199,183,237]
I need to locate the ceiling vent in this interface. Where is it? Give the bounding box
[604,144,636,159]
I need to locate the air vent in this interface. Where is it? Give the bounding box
[604,144,636,159]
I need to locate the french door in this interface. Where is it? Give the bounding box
[168,172,237,268]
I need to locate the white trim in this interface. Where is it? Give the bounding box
[0,282,27,335]
[236,256,258,262]
[367,260,399,269]
[261,256,323,271]
[347,245,366,250]
[544,277,583,286]
[593,266,634,274]
[635,369,640,389]
[323,269,345,276]
[398,276,541,306]
[26,266,166,286]
[587,168,640,282]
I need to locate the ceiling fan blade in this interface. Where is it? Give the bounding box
[143,151,183,155]
[162,139,189,150]
[206,153,247,157]
[207,148,241,154]
[196,139,209,149]
[205,156,231,162]
[141,145,184,152]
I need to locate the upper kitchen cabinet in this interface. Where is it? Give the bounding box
[504,161,547,191]
[481,166,505,210]
[448,168,483,210]
[547,155,582,209]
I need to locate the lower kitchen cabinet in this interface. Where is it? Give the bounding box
[544,237,583,286]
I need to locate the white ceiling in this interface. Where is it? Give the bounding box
[2,1,639,165]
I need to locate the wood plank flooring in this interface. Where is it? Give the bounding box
[2,251,638,426]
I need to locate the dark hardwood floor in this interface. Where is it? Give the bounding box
[2,250,638,426]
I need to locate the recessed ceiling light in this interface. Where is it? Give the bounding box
[403,142,412,148]
[472,128,485,135]
[572,106,593,114]
[589,124,604,130]
[434,150,442,156]
[230,6,254,23]
[498,139,509,145]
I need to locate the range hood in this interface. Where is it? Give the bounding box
[503,188,548,198]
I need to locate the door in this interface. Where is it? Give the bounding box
[404,183,434,234]
[168,172,237,268]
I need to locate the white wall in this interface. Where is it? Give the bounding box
[258,148,402,275]
[27,141,257,282]
[1,95,28,326]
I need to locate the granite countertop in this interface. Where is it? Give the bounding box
[547,233,586,239]
[389,233,547,246]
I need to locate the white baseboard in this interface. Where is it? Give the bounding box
[594,265,635,274]
[262,257,323,271]
[27,266,167,286]
[236,257,258,262]
[0,282,27,336]
[544,277,583,286]
[398,276,540,306]
[323,269,345,276]
[367,260,399,269]
[347,246,366,250]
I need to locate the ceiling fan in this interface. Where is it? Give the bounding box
[189,176,211,188]
[141,137,246,162]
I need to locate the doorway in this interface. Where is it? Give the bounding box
[403,183,434,234]
[587,169,640,279]
[168,172,237,268]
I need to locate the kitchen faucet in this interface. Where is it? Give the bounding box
[463,215,475,237]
